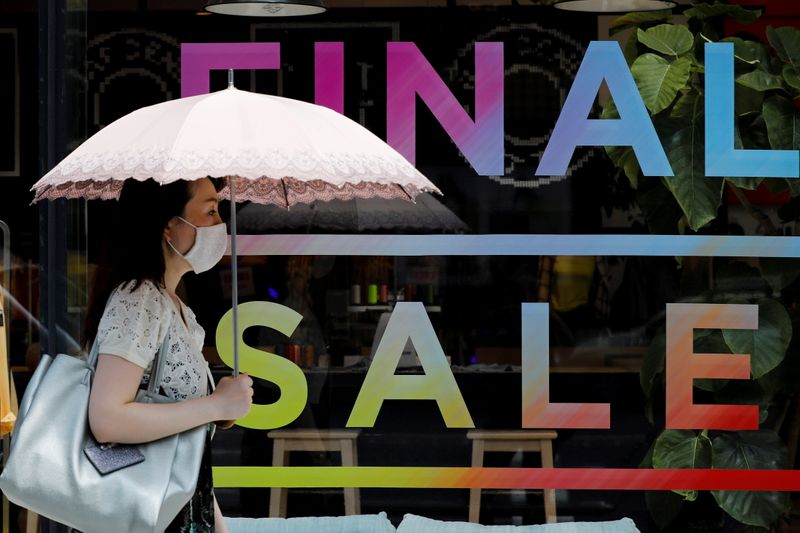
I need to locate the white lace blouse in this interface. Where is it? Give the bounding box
[95,280,211,401]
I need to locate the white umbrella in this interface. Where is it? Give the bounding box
[237,193,468,233]
[33,86,437,205]
[32,76,441,375]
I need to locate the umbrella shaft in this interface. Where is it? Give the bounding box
[230,176,239,378]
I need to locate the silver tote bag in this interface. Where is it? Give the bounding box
[0,324,207,533]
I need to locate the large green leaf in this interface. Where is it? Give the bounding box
[610,9,673,36]
[711,431,790,528]
[685,2,761,25]
[767,26,800,73]
[602,100,641,188]
[763,96,800,195]
[654,429,712,501]
[671,91,701,119]
[759,309,800,395]
[713,430,789,468]
[623,152,641,187]
[722,299,791,379]
[606,145,641,188]
[660,116,724,230]
[636,176,685,234]
[640,441,655,469]
[632,55,692,114]
[646,491,685,530]
[763,95,800,151]
[653,430,712,469]
[739,114,771,151]
[734,85,764,117]
[735,114,772,195]
[601,96,618,120]
[637,24,694,57]
[783,65,800,91]
[617,148,641,188]
[727,126,762,190]
[695,331,732,392]
[726,177,761,192]
[736,70,785,92]
[692,33,707,68]
[722,37,771,70]
[713,387,772,429]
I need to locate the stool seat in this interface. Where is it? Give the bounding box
[467,430,557,524]
[268,429,361,517]
[467,430,557,441]
[268,429,361,441]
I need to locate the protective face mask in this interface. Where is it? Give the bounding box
[168,216,228,273]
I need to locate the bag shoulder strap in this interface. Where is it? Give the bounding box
[146,315,174,395]
[87,312,174,395]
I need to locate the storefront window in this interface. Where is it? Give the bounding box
[5,1,800,531]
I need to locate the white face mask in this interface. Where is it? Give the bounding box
[168,216,228,273]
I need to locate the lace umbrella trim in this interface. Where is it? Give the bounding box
[32,176,431,207]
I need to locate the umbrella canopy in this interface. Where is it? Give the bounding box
[32,86,439,205]
[237,193,468,234]
[32,84,441,376]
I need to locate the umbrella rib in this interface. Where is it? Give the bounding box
[281,178,290,209]
[399,185,416,203]
[161,95,212,183]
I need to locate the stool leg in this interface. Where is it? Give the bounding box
[540,440,557,524]
[341,439,358,515]
[23,509,39,533]
[469,440,484,523]
[269,439,288,518]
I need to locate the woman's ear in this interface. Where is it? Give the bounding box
[163,220,174,242]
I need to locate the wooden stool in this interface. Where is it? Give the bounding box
[467,430,558,524]
[267,429,361,517]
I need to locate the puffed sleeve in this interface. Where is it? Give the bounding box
[94,280,170,369]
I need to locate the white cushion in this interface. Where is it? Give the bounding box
[225,512,397,533]
[396,514,641,533]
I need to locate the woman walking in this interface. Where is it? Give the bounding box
[84,177,253,532]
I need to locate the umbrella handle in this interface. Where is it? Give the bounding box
[229,176,240,378]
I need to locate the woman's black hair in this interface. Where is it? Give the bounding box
[83,177,223,346]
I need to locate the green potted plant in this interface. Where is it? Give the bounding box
[602,1,800,530]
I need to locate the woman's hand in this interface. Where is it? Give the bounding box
[211,373,254,422]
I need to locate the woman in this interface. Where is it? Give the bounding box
[84,177,253,532]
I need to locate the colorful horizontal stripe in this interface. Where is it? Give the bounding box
[213,466,800,491]
[230,234,800,258]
